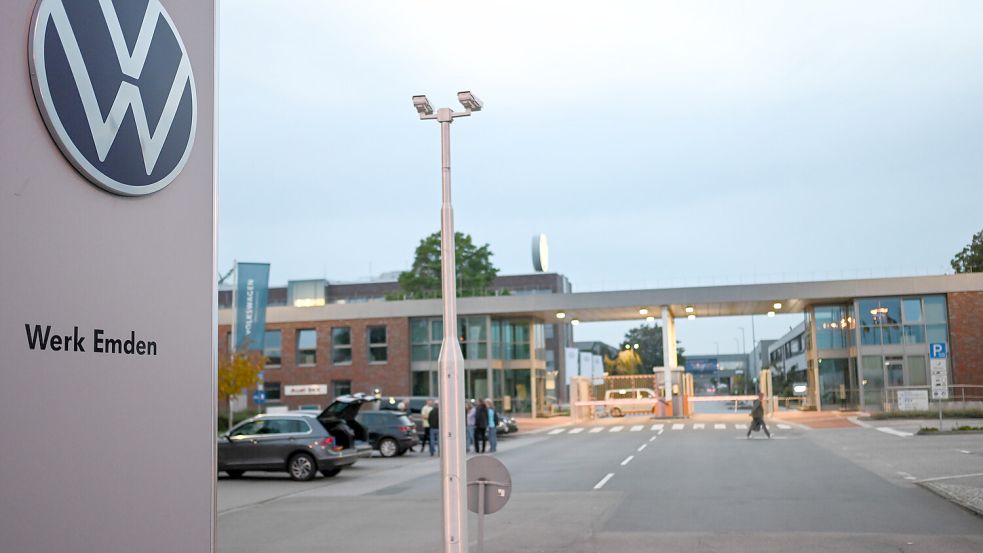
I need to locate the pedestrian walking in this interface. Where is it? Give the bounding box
[474,400,488,453]
[428,401,441,456]
[466,402,476,453]
[484,398,497,453]
[419,399,433,453]
[747,393,771,439]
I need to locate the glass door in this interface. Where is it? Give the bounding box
[861,355,885,409]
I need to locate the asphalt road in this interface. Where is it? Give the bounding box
[218,415,982,553]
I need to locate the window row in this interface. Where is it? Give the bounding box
[260,326,388,367]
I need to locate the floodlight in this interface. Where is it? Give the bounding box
[412,95,433,115]
[457,90,483,111]
[685,306,694,313]
[555,312,566,319]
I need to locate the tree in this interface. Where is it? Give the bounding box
[604,348,643,375]
[396,231,499,299]
[618,324,685,372]
[951,229,983,273]
[218,348,264,431]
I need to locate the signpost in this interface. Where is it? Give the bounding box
[929,343,948,430]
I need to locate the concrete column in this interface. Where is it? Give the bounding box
[661,306,677,368]
[805,307,822,411]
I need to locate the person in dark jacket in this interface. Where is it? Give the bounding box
[428,402,441,456]
[747,393,771,439]
[474,401,489,453]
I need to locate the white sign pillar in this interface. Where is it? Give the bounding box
[1,2,215,552]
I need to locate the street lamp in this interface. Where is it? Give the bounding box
[413,90,482,553]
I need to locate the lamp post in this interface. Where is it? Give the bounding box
[413,91,483,553]
[738,326,747,394]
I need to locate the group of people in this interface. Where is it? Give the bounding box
[418,398,498,456]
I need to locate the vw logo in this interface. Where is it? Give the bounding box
[29,0,197,196]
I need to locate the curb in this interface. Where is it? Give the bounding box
[917,481,983,518]
[915,429,983,436]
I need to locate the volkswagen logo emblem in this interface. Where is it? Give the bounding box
[29,0,197,196]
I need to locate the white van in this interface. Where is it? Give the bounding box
[604,388,658,417]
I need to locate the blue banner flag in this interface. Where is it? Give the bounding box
[234,262,270,351]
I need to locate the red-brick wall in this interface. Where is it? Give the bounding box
[219,317,410,409]
[948,291,983,386]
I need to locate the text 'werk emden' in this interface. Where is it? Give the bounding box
[25,324,158,356]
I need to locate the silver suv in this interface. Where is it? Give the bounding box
[218,414,359,481]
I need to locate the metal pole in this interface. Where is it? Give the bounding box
[477,481,486,553]
[436,109,468,553]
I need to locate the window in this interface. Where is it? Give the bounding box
[296,329,316,366]
[903,325,925,344]
[264,330,281,367]
[332,327,352,364]
[367,326,387,362]
[230,420,263,436]
[885,356,904,387]
[924,295,947,323]
[265,381,281,401]
[332,380,351,398]
[902,298,922,322]
[264,418,311,434]
[906,356,928,387]
[459,317,488,360]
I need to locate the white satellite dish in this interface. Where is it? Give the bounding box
[532,234,549,272]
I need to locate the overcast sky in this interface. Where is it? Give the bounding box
[217,1,983,353]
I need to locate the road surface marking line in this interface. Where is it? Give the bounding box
[621,455,634,466]
[777,424,792,430]
[658,429,664,435]
[876,427,914,438]
[916,472,983,483]
[671,424,684,430]
[651,424,664,430]
[593,473,615,490]
[735,424,748,429]
[610,426,625,433]
[589,427,604,433]
[714,424,726,430]
[548,428,567,435]
[693,423,705,429]
[637,444,647,452]
[958,450,971,454]
[630,425,644,432]
[897,471,917,481]
[568,427,584,434]
[649,436,657,442]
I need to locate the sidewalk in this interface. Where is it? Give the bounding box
[771,409,862,429]
[512,415,572,433]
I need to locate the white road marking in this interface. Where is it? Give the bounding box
[897,471,918,481]
[916,472,983,483]
[649,436,657,442]
[651,424,664,431]
[630,425,644,432]
[693,423,705,430]
[548,428,567,435]
[671,424,684,430]
[568,427,584,434]
[637,444,647,452]
[621,455,635,466]
[876,427,914,438]
[593,473,615,490]
[957,450,971,454]
[610,426,625,433]
[777,424,792,430]
[589,427,604,433]
[736,423,748,429]
[658,429,664,435]
[714,424,726,430]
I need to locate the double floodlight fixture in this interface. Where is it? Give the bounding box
[412,91,483,119]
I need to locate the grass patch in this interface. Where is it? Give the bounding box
[870,408,983,420]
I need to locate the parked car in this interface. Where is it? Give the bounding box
[313,393,382,459]
[355,411,420,457]
[496,414,518,434]
[604,388,659,417]
[218,413,359,481]
[379,396,434,440]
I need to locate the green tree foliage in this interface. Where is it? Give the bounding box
[396,231,499,299]
[951,229,983,273]
[618,324,685,372]
[604,349,643,375]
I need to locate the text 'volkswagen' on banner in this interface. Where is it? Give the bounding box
[234,262,270,351]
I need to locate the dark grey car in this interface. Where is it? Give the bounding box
[218,414,359,481]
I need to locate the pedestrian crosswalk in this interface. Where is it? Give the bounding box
[543,422,801,436]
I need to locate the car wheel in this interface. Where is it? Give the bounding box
[610,408,623,417]
[320,467,342,478]
[378,438,399,458]
[225,470,244,479]
[287,453,317,481]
